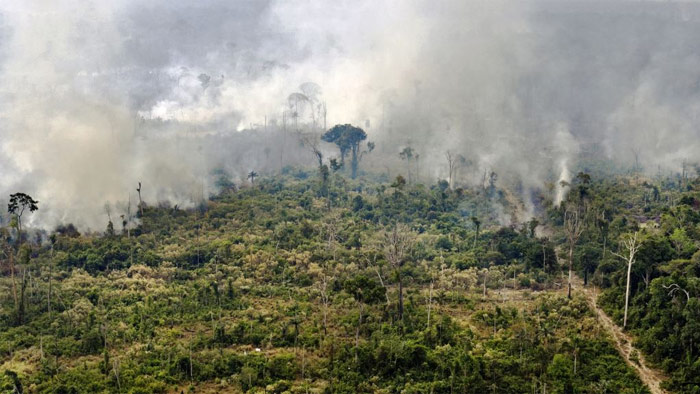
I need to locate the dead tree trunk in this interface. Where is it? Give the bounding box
[564,207,586,299]
[611,231,641,329]
[136,182,144,217]
[382,224,414,324]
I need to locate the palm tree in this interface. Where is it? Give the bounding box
[471,216,481,249]
[247,171,258,185]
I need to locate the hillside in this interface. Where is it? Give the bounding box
[3,171,686,393]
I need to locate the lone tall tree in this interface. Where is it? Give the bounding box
[136,182,144,217]
[564,206,586,299]
[8,193,38,325]
[399,147,417,184]
[445,151,466,189]
[322,124,368,179]
[382,223,414,323]
[470,216,481,249]
[611,231,642,329]
[8,193,39,248]
[247,171,258,185]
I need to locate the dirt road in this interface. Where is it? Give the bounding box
[574,277,668,394]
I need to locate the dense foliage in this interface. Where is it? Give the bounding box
[0,170,660,393]
[577,174,700,393]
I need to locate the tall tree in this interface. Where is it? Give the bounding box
[247,171,258,185]
[611,231,642,329]
[471,216,481,249]
[528,218,540,238]
[399,147,417,184]
[322,124,368,179]
[299,82,322,130]
[445,151,466,189]
[287,92,310,132]
[7,193,37,325]
[7,193,39,249]
[136,182,144,217]
[564,206,585,299]
[382,224,414,323]
[1,230,18,313]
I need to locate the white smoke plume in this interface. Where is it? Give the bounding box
[2,1,700,229]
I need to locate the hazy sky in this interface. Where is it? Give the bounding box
[2,0,700,229]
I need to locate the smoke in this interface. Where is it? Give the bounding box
[553,124,580,206]
[3,0,700,229]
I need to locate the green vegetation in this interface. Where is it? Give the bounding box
[1,168,679,393]
[579,174,700,393]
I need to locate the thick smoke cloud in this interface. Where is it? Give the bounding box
[2,0,700,229]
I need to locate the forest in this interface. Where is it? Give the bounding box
[2,142,699,393]
[4,1,700,393]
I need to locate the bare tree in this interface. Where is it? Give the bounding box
[480,267,489,297]
[631,147,641,175]
[288,92,309,132]
[112,357,122,391]
[299,82,322,130]
[366,253,391,306]
[399,147,417,184]
[564,206,586,299]
[611,231,642,328]
[382,223,414,322]
[136,182,143,217]
[445,151,466,189]
[663,283,690,303]
[300,133,323,168]
[446,151,457,189]
[105,204,115,236]
[315,272,333,336]
[322,213,341,260]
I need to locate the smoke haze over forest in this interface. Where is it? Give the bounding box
[2,0,700,229]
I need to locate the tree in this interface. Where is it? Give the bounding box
[344,275,385,350]
[329,158,342,172]
[315,271,334,336]
[670,228,695,258]
[247,171,258,185]
[635,234,673,288]
[390,175,406,191]
[288,92,310,131]
[7,192,39,248]
[382,224,414,323]
[446,151,457,189]
[299,82,323,130]
[105,204,115,237]
[320,164,331,211]
[322,124,368,179]
[471,216,481,249]
[301,133,324,169]
[611,231,642,328]
[445,151,466,189]
[564,206,585,299]
[399,147,418,184]
[576,244,600,286]
[528,218,539,238]
[488,171,498,197]
[662,283,690,303]
[136,182,144,217]
[7,192,38,326]
[0,230,18,314]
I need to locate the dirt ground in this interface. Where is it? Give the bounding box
[574,276,668,394]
